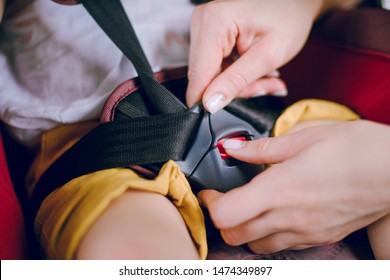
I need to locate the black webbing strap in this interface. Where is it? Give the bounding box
[80,0,186,115]
[31,111,201,216]
[31,0,202,216]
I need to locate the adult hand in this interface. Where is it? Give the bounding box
[186,0,321,112]
[198,120,390,253]
[186,0,360,113]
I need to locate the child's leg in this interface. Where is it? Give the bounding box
[30,123,206,259]
[367,214,390,260]
[34,163,206,260]
[76,190,199,259]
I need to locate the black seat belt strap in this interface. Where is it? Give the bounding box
[31,0,203,217]
[80,0,187,114]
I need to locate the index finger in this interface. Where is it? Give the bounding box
[185,6,228,107]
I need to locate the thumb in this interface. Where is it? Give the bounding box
[222,131,314,165]
[197,189,226,228]
[185,5,229,108]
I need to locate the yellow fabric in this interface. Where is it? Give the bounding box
[273,99,360,137]
[29,122,206,260]
[35,161,207,260]
[26,121,99,196]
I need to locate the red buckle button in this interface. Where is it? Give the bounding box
[216,136,246,160]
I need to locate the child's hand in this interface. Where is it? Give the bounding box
[198,120,390,254]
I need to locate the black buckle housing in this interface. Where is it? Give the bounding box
[176,104,269,193]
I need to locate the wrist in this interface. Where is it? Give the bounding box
[298,0,324,24]
[317,0,361,16]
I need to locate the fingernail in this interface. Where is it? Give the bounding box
[266,70,281,78]
[205,93,226,114]
[252,90,267,98]
[272,89,288,97]
[223,139,246,149]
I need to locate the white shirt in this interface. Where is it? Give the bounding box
[0,0,194,145]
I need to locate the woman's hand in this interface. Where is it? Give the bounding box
[186,0,360,113]
[198,120,390,253]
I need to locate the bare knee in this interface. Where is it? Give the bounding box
[76,190,199,260]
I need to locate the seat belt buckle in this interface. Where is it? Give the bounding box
[176,103,269,193]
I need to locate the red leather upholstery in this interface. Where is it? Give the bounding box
[282,40,390,125]
[281,8,390,125]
